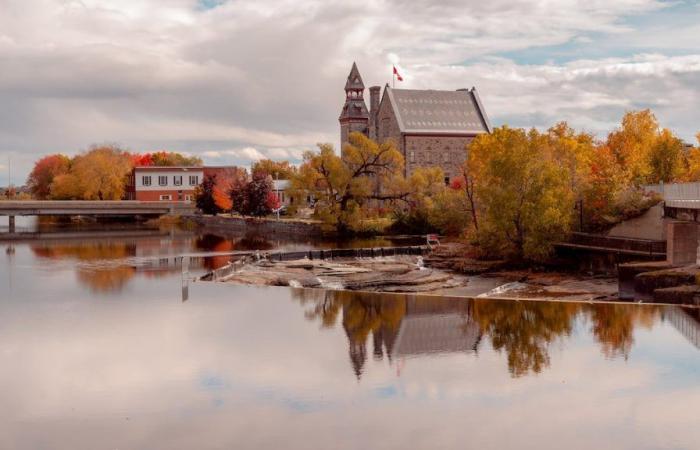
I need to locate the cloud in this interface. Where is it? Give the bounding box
[0,0,698,185]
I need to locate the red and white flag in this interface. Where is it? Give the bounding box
[393,66,403,81]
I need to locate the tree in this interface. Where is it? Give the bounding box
[648,128,684,183]
[26,154,71,199]
[468,126,574,261]
[251,159,296,179]
[149,151,202,167]
[195,174,221,215]
[606,110,659,185]
[71,146,133,200]
[50,173,83,199]
[290,132,406,233]
[242,171,275,216]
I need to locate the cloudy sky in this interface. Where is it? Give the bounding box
[1,0,699,186]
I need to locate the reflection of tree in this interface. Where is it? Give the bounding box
[588,304,660,359]
[196,234,237,270]
[76,266,136,293]
[32,242,138,293]
[31,242,135,260]
[473,299,581,377]
[293,289,405,378]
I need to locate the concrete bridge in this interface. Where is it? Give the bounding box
[644,183,700,265]
[0,201,196,233]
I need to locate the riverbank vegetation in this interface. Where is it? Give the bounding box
[26,146,202,200]
[290,109,694,261]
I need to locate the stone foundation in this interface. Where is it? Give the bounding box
[666,221,699,265]
[186,215,327,237]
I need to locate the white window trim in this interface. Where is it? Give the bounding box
[159,194,172,201]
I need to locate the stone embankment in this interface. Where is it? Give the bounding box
[619,261,700,305]
[186,214,327,237]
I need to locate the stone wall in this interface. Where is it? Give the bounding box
[404,135,473,179]
[666,221,698,265]
[187,215,328,237]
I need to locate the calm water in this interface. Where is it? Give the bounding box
[1,222,700,449]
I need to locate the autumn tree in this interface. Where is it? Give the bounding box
[648,128,685,183]
[290,132,405,233]
[26,154,71,199]
[606,109,659,185]
[49,145,132,200]
[149,151,202,167]
[468,126,574,261]
[72,146,133,200]
[251,159,296,179]
[242,171,275,216]
[195,174,221,215]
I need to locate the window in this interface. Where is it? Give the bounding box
[142,176,152,186]
[410,151,415,163]
[158,176,168,186]
[185,195,192,201]
[159,195,172,201]
[174,175,182,186]
[189,175,199,186]
[444,176,450,186]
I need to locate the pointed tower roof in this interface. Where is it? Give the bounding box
[345,62,365,90]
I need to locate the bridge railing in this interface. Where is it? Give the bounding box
[567,232,666,255]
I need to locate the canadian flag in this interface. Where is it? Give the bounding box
[393,66,403,82]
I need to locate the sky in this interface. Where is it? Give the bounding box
[1,0,700,186]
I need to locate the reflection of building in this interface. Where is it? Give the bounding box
[667,307,700,349]
[342,296,481,378]
[392,307,481,358]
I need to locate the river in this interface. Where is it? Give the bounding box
[1,218,699,449]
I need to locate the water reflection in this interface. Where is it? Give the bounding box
[295,290,670,378]
[16,226,423,293]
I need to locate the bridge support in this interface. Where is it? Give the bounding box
[666,221,699,266]
[8,215,15,234]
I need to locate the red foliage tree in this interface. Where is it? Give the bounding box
[26,154,71,199]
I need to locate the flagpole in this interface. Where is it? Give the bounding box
[392,70,395,89]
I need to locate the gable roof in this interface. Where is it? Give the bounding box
[385,86,492,135]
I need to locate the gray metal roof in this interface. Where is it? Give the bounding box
[386,87,492,135]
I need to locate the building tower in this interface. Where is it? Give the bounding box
[339,62,369,154]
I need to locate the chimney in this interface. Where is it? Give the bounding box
[369,86,381,140]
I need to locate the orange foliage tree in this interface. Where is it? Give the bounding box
[26,154,71,199]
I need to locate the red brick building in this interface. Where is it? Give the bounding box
[126,167,204,201]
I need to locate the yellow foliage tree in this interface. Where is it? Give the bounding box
[468,126,574,261]
[49,145,132,200]
[290,132,405,233]
[606,109,659,185]
[648,128,685,183]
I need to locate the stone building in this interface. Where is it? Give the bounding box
[339,62,493,181]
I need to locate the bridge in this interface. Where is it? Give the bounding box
[646,182,700,214]
[0,201,196,233]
